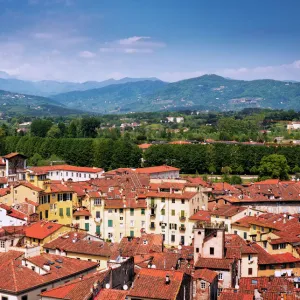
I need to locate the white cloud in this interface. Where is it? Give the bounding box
[119,36,150,45]
[79,50,96,58]
[99,36,165,55]
[32,32,54,39]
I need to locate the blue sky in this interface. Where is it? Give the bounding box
[1,0,300,82]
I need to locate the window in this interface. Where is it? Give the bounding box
[196,247,199,253]
[96,225,100,235]
[217,288,223,297]
[85,223,89,231]
[119,208,123,214]
[130,220,134,227]
[96,211,100,218]
[290,263,295,268]
[263,241,267,248]
[94,199,101,206]
[201,281,206,289]
[171,210,175,216]
[248,254,252,261]
[58,194,63,201]
[130,230,134,237]
[272,244,279,250]
[108,209,112,214]
[120,217,123,221]
[218,273,223,280]
[253,225,256,230]
[141,208,145,215]
[66,207,71,217]
[172,199,175,203]
[130,208,134,216]
[162,198,165,203]
[234,230,237,234]
[171,235,175,242]
[210,247,214,255]
[243,232,247,239]
[21,296,28,300]
[248,268,253,275]
[59,208,63,217]
[181,199,185,204]
[169,223,177,230]
[260,265,266,270]
[0,241,5,248]
[279,243,286,249]
[161,209,165,215]
[108,220,113,227]
[45,210,49,219]
[75,216,80,220]
[261,227,265,232]
[85,216,89,220]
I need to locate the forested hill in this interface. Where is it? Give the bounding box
[0,90,85,117]
[52,80,168,113]
[53,75,300,113]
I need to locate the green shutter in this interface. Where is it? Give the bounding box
[59,208,63,216]
[141,209,145,215]
[85,223,89,231]
[96,225,100,235]
[130,230,134,237]
[66,207,71,216]
[108,220,113,227]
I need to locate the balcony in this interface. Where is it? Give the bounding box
[94,217,101,223]
[179,225,186,231]
[179,216,186,222]
[149,203,157,209]
[150,213,156,218]
[149,224,156,230]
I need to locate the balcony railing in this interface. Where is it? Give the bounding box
[149,224,156,229]
[179,216,186,221]
[179,225,186,231]
[150,213,156,218]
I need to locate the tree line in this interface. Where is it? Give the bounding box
[1,136,300,178]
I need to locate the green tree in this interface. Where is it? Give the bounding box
[31,119,53,137]
[47,125,61,138]
[258,154,290,180]
[230,175,242,184]
[221,166,232,175]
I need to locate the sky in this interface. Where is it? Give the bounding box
[1,0,300,82]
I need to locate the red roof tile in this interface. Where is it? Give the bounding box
[95,289,129,300]
[135,165,179,174]
[195,257,234,270]
[193,268,217,283]
[128,268,185,300]
[189,210,211,221]
[24,221,63,239]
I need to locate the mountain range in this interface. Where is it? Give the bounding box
[0,73,300,115]
[52,74,300,113]
[0,72,161,97]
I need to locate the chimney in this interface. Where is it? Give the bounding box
[165,275,170,284]
[43,264,51,271]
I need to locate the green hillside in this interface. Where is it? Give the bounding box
[53,75,300,113]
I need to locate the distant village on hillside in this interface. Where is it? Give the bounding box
[0,152,299,299]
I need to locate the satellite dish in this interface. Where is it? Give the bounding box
[178,245,182,250]
[105,283,110,289]
[123,284,128,290]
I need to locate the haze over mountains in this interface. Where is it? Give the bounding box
[0,72,300,115]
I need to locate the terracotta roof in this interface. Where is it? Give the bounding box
[189,210,211,221]
[169,140,191,144]
[29,164,103,175]
[41,269,110,300]
[0,253,98,294]
[193,269,217,283]
[135,165,180,174]
[138,143,152,149]
[0,177,7,184]
[0,187,10,196]
[117,234,163,258]
[95,289,129,300]
[0,250,24,265]
[3,152,27,159]
[195,257,234,270]
[24,221,63,239]
[251,243,300,265]
[43,232,117,257]
[210,205,246,217]
[0,204,27,221]
[73,209,91,217]
[128,268,185,300]
[219,290,253,300]
[15,181,43,192]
